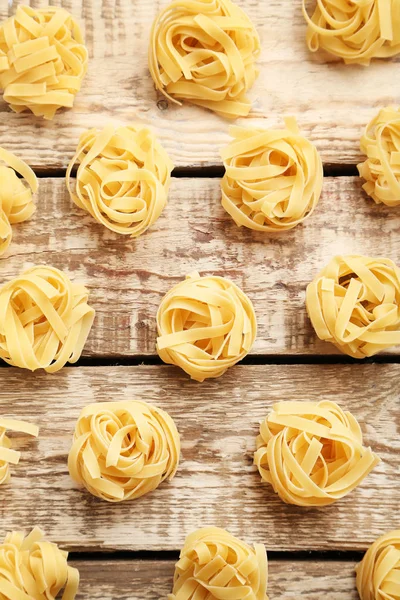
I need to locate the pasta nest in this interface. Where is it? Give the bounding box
[156,271,257,382]
[0,265,95,373]
[254,400,380,507]
[148,0,260,119]
[68,400,180,503]
[0,147,37,256]
[169,527,268,600]
[306,255,400,358]
[0,5,88,120]
[358,106,400,207]
[356,530,400,600]
[0,418,38,485]
[220,117,323,231]
[67,124,173,238]
[0,527,79,600]
[302,0,400,65]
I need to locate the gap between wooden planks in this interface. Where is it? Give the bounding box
[0,364,398,553]
[0,0,399,169]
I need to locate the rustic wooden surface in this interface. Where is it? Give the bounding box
[0,0,398,169]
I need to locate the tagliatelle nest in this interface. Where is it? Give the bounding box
[302,0,400,65]
[220,117,323,231]
[358,106,400,207]
[254,401,380,507]
[68,400,180,502]
[0,5,88,119]
[67,124,173,238]
[0,418,38,485]
[0,527,79,600]
[0,265,95,373]
[156,271,257,382]
[356,530,400,600]
[148,0,260,119]
[306,255,400,358]
[168,527,268,600]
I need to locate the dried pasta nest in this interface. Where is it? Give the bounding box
[306,255,400,358]
[0,527,79,600]
[358,106,400,207]
[0,418,38,485]
[156,271,257,382]
[356,530,400,600]
[220,117,323,231]
[0,147,37,256]
[0,5,88,119]
[254,400,380,507]
[67,124,173,238]
[68,400,180,503]
[148,0,260,119]
[169,527,268,600]
[0,265,95,373]
[302,0,400,65]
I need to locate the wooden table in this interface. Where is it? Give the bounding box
[0,1,399,598]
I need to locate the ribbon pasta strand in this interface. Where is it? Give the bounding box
[149,0,260,119]
[254,400,380,507]
[68,400,180,502]
[0,265,95,373]
[220,117,323,231]
[0,5,88,119]
[358,106,400,207]
[306,255,400,358]
[0,418,38,485]
[169,527,268,600]
[156,271,257,382]
[356,530,400,600]
[302,0,400,65]
[0,527,79,600]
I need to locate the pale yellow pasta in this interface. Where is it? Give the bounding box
[169,527,268,600]
[157,271,257,382]
[0,265,95,373]
[0,5,88,120]
[356,530,400,600]
[306,255,400,358]
[220,117,323,231]
[68,400,180,503]
[254,400,380,507]
[358,106,400,207]
[149,0,260,119]
[66,124,173,238]
[0,147,37,256]
[0,418,38,485]
[303,0,400,65]
[0,527,79,600]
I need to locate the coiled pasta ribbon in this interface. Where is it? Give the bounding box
[306,255,400,358]
[157,271,257,382]
[68,400,180,503]
[0,5,88,120]
[0,147,37,256]
[169,527,268,600]
[358,106,400,207]
[356,530,400,600]
[0,527,79,600]
[254,401,380,507]
[149,0,260,119]
[302,0,400,65]
[0,418,38,485]
[0,265,95,373]
[220,117,323,231]
[66,124,173,238]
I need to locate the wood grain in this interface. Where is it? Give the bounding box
[0,364,398,552]
[0,0,398,169]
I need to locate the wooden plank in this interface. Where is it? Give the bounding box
[0,0,398,168]
[0,364,398,552]
[1,176,399,357]
[73,559,359,600]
